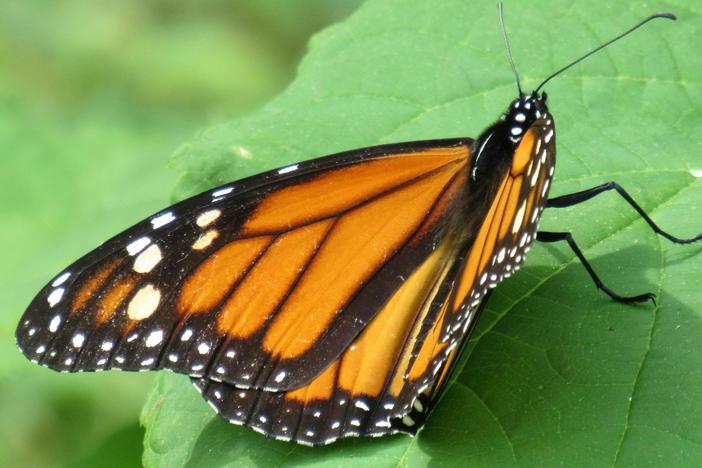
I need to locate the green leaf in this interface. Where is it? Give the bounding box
[142,0,702,466]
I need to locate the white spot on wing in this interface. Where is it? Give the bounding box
[212,186,234,197]
[181,329,193,341]
[197,342,210,354]
[72,333,85,348]
[274,371,286,383]
[145,330,164,347]
[52,272,71,287]
[47,288,65,307]
[196,209,221,228]
[192,229,219,250]
[151,212,176,229]
[278,164,299,175]
[101,341,113,351]
[126,236,151,256]
[127,284,161,320]
[49,315,61,333]
[133,244,162,273]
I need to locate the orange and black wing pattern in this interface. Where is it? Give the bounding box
[189,118,556,445]
[16,98,556,445]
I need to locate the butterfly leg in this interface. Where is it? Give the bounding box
[546,182,702,244]
[536,231,656,304]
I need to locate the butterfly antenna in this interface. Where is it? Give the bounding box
[498,2,523,96]
[535,12,676,93]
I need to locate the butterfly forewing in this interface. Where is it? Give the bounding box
[16,139,472,389]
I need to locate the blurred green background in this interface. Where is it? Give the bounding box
[0,1,362,466]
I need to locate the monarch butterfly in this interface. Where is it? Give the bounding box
[14,6,701,448]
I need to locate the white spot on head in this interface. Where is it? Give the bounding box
[101,341,113,351]
[127,284,161,321]
[151,212,176,229]
[49,315,61,333]
[192,229,219,250]
[72,333,85,348]
[52,272,71,287]
[133,244,162,274]
[180,329,193,341]
[196,209,222,228]
[197,342,210,355]
[168,353,178,363]
[278,164,299,175]
[47,288,65,307]
[126,236,151,256]
[145,330,164,348]
[274,371,286,383]
[141,357,155,366]
[212,186,234,198]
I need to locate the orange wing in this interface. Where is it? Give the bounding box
[190,120,557,445]
[16,139,472,394]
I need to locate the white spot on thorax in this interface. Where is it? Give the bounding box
[151,212,176,229]
[52,272,71,287]
[145,330,164,347]
[47,288,65,307]
[133,244,162,273]
[127,284,161,320]
[126,236,151,256]
[196,209,221,228]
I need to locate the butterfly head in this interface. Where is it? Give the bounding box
[503,92,549,144]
